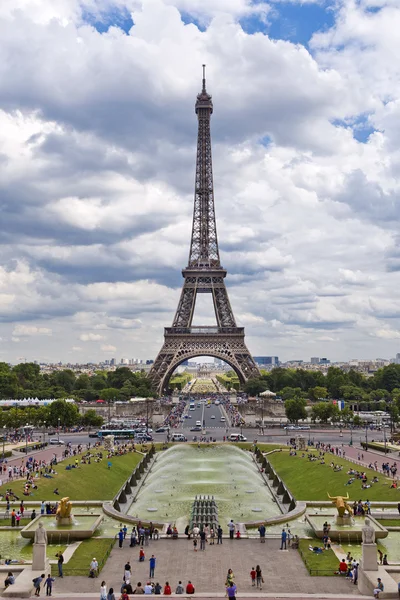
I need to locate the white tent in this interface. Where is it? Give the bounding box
[259,389,276,398]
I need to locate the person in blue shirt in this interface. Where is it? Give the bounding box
[149,555,156,578]
[280,528,287,550]
[118,529,124,548]
[258,524,266,543]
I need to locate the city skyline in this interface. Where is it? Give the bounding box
[1,1,400,364]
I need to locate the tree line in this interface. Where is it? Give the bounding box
[245,364,400,424]
[0,363,153,402]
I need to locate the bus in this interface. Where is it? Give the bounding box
[96,429,136,439]
[189,401,195,411]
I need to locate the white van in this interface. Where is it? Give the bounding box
[171,433,187,442]
[229,433,247,442]
[196,420,201,427]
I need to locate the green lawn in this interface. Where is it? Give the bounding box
[236,442,284,452]
[377,519,400,527]
[298,539,339,575]
[51,538,114,576]
[268,450,398,501]
[15,451,143,501]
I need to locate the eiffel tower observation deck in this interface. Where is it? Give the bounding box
[149,67,260,395]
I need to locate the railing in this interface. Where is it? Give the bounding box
[165,327,244,335]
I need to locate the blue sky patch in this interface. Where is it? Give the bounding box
[81,6,134,34]
[333,115,378,143]
[241,1,335,46]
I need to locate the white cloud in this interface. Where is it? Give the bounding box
[13,325,52,336]
[1,0,400,365]
[101,344,117,352]
[79,333,104,342]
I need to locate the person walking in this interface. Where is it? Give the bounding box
[45,574,55,596]
[217,525,223,544]
[123,561,131,584]
[100,581,107,600]
[226,581,237,600]
[107,587,115,600]
[118,529,124,549]
[34,574,45,597]
[209,526,215,545]
[200,529,206,551]
[228,520,235,540]
[149,555,156,578]
[250,567,256,587]
[57,552,64,578]
[130,527,137,547]
[280,528,287,550]
[258,524,266,543]
[255,565,263,590]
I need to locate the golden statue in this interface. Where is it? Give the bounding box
[56,497,72,519]
[327,492,353,517]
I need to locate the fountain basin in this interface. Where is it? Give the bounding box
[306,513,388,542]
[21,514,103,542]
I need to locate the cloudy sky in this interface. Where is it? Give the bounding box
[1,0,400,365]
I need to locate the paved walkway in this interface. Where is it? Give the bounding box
[50,539,360,597]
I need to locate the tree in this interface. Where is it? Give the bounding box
[285,397,307,423]
[279,387,305,401]
[100,388,121,402]
[309,386,328,402]
[326,367,346,397]
[243,378,269,396]
[311,402,338,423]
[80,410,104,428]
[48,400,79,427]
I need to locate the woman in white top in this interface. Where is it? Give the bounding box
[100,581,107,600]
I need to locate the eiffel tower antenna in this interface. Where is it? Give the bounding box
[149,68,260,395]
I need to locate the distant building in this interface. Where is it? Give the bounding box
[310,357,320,364]
[146,359,154,365]
[110,358,116,366]
[120,358,129,365]
[254,356,279,366]
[319,357,330,365]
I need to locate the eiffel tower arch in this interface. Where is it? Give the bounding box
[149,67,260,395]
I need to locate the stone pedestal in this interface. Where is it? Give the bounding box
[56,517,72,526]
[362,543,378,571]
[32,543,46,571]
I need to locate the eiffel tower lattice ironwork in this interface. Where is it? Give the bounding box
[149,67,260,395]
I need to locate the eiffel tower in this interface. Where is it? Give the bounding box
[149,67,260,395]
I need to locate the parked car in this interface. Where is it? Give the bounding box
[135,433,153,442]
[228,433,247,442]
[155,427,169,433]
[171,433,187,442]
[49,438,65,445]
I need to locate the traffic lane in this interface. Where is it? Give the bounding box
[181,404,226,429]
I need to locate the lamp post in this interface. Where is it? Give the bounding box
[43,421,46,446]
[57,418,60,443]
[2,425,6,461]
[25,423,29,455]
[350,420,353,446]
[365,424,368,449]
[384,427,387,455]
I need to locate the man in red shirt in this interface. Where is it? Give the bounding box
[339,559,348,574]
[186,581,195,594]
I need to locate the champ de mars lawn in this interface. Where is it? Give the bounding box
[268,449,400,502]
[18,450,143,501]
